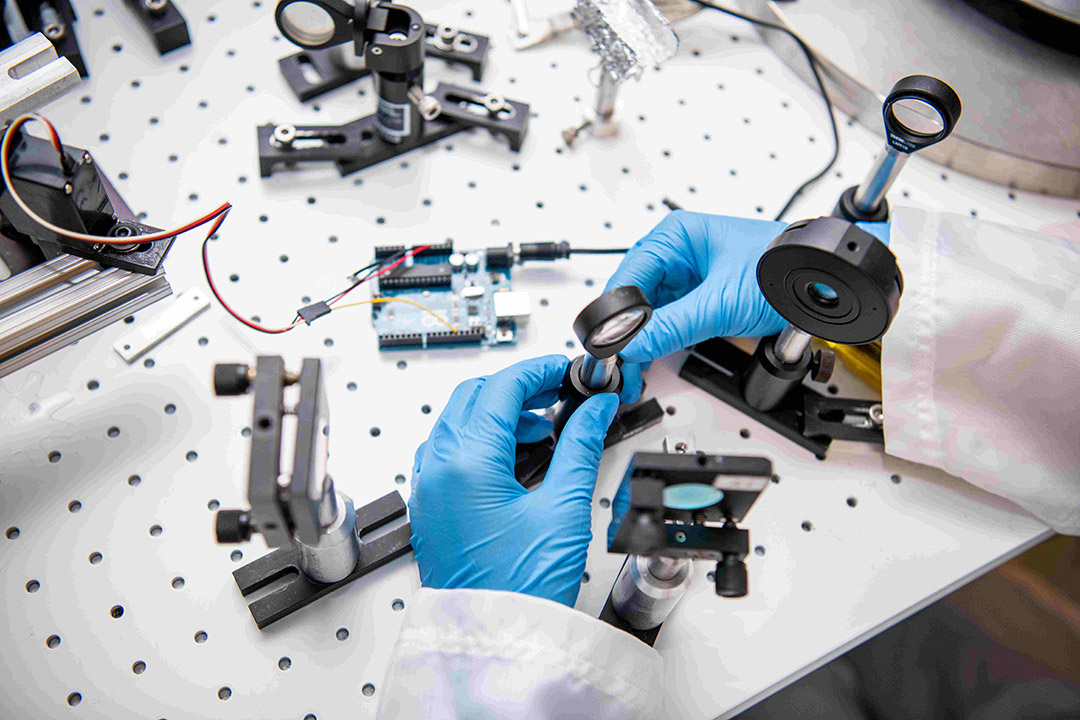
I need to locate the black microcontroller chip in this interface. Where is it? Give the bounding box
[379,263,453,290]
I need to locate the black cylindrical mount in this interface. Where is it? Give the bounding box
[833,185,890,223]
[740,333,812,412]
[552,355,622,436]
[757,217,903,345]
[366,4,426,144]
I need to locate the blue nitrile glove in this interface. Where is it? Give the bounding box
[409,354,620,607]
[607,210,889,402]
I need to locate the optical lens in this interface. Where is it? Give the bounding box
[808,282,839,308]
[890,97,945,137]
[279,1,336,46]
[663,484,724,511]
[591,309,646,346]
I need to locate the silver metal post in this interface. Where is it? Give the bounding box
[647,555,684,581]
[774,324,813,364]
[317,476,339,528]
[610,554,692,630]
[581,353,617,389]
[852,144,910,214]
[297,490,362,584]
[594,70,618,121]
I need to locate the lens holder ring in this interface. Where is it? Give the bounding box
[275,0,355,50]
[573,285,653,358]
[882,75,962,153]
[757,218,903,345]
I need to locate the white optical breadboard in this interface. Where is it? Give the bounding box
[0,1,1072,719]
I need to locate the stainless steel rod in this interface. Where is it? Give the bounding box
[774,324,813,364]
[853,144,909,213]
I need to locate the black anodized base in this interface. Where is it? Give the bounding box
[232,492,412,629]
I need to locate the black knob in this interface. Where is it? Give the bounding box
[714,554,748,598]
[215,510,253,543]
[810,348,836,383]
[213,363,250,396]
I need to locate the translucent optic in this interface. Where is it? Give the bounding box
[279,1,336,46]
[591,308,646,346]
[663,484,724,511]
[808,282,839,308]
[890,98,945,136]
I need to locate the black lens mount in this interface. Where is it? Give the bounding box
[757,217,903,345]
[275,0,355,49]
[882,75,962,154]
[573,286,653,358]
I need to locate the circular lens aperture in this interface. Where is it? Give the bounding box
[279,1,336,46]
[808,282,839,308]
[890,98,945,136]
[590,309,646,347]
[663,484,724,511]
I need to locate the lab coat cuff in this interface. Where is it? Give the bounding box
[387,587,663,711]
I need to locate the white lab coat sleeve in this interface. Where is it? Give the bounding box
[376,588,662,719]
[882,208,1080,534]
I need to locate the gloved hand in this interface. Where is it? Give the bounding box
[607,210,889,401]
[409,354,619,607]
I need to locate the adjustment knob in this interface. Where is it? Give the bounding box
[213,363,250,396]
[215,510,253,543]
[810,349,836,383]
[714,554,748,598]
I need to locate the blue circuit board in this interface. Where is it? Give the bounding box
[371,250,518,350]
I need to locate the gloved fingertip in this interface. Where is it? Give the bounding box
[618,362,643,404]
[582,391,620,430]
[413,440,426,469]
[856,221,890,246]
[619,332,661,365]
[515,411,555,445]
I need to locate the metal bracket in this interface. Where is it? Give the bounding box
[803,395,885,444]
[679,338,884,458]
[428,84,529,152]
[277,23,489,102]
[257,82,528,177]
[16,0,88,77]
[0,33,80,126]
[112,288,209,362]
[122,0,191,55]
[515,397,664,488]
[232,492,412,629]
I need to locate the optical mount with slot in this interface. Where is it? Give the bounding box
[259,1,528,177]
[212,356,412,629]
